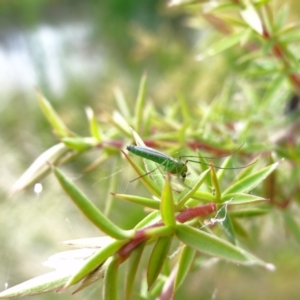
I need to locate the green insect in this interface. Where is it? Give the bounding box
[126,144,248,182]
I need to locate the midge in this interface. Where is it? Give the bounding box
[126,144,249,182]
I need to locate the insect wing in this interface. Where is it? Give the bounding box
[132,146,174,162]
[133,146,165,189]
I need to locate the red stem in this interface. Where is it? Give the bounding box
[117,203,217,260]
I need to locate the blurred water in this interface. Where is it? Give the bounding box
[0,21,104,101]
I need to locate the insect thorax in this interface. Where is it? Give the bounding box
[168,162,188,179]
[179,164,188,179]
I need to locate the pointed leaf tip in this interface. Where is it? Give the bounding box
[10,143,71,194]
[224,160,281,195]
[53,166,133,240]
[36,90,72,138]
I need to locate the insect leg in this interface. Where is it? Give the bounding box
[129,164,162,182]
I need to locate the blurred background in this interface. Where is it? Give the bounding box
[1,0,300,299]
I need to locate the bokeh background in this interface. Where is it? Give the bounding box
[1,0,300,299]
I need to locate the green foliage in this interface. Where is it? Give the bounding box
[2,0,300,299]
[0,81,279,299]
[52,166,133,240]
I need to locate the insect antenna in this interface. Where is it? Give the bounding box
[180,141,245,160]
[184,159,257,170]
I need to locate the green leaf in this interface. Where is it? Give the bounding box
[274,3,288,31]
[176,224,270,267]
[114,87,131,120]
[197,154,212,187]
[190,191,216,203]
[143,102,154,136]
[135,211,162,229]
[134,73,147,132]
[0,270,71,299]
[112,193,160,210]
[62,137,98,151]
[261,75,287,107]
[229,207,271,218]
[53,166,133,240]
[103,257,119,300]
[245,68,282,77]
[197,30,248,60]
[216,155,233,182]
[160,174,176,227]
[72,263,105,294]
[279,25,300,43]
[36,89,73,138]
[112,111,132,136]
[85,107,103,141]
[147,236,173,289]
[125,242,146,300]
[145,225,175,239]
[103,110,131,137]
[133,129,165,191]
[177,92,191,125]
[210,165,221,202]
[222,193,268,205]
[123,150,161,198]
[218,205,236,244]
[174,245,196,290]
[231,218,248,238]
[65,239,125,287]
[177,169,210,209]
[237,51,262,65]
[148,277,165,298]
[223,161,281,195]
[233,156,260,182]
